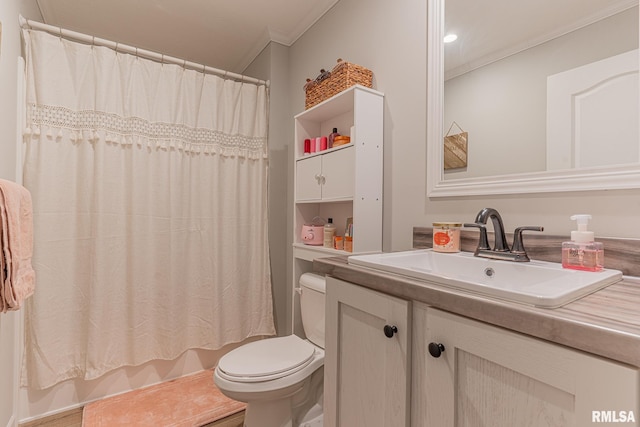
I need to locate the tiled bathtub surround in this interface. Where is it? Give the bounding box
[413,227,640,277]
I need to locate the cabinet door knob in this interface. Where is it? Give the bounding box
[428,342,445,358]
[383,325,398,338]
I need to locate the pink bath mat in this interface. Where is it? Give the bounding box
[82,369,245,426]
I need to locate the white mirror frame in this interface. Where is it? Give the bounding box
[426,0,640,198]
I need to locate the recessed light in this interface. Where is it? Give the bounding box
[444,34,458,43]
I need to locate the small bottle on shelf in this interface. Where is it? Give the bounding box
[334,235,344,250]
[328,128,340,149]
[344,236,353,252]
[323,218,336,248]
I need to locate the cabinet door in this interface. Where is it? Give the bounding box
[419,307,639,427]
[325,277,411,427]
[321,146,354,200]
[295,156,322,201]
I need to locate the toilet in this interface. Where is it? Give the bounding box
[214,273,326,427]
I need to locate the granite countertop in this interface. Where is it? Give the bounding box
[314,255,640,368]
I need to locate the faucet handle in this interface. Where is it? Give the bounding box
[511,226,544,254]
[463,223,490,251]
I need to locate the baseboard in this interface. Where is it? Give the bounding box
[18,406,83,427]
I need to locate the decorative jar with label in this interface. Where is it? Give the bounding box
[432,222,462,253]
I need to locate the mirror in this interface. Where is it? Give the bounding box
[427,0,640,197]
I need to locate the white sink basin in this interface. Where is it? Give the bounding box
[348,249,623,308]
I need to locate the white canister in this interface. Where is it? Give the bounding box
[432,222,462,253]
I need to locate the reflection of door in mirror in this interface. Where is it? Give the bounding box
[443,0,639,180]
[547,49,639,170]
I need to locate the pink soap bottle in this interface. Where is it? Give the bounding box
[561,214,604,272]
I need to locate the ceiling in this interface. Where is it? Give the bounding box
[34,0,637,80]
[36,0,339,74]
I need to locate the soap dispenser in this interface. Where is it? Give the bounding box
[561,214,604,272]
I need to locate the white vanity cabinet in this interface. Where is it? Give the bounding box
[324,277,411,427]
[412,303,640,427]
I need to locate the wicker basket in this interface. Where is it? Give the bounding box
[304,59,373,109]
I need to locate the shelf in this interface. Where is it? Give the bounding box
[293,243,351,262]
[295,142,354,162]
[294,85,383,122]
[295,197,353,204]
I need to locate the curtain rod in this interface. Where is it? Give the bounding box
[18,15,269,87]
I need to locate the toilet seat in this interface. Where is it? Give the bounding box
[217,335,316,383]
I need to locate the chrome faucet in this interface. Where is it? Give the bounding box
[464,208,543,262]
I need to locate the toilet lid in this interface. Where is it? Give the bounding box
[217,335,316,382]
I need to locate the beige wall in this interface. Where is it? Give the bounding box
[289,0,428,251]
[244,42,293,336]
[0,0,20,411]
[0,1,41,425]
[287,0,640,249]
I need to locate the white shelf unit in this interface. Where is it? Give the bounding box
[291,85,384,336]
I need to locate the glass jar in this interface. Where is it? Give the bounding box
[432,222,462,253]
[344,236,353,252]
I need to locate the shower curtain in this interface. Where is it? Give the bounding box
[21,29,275,389]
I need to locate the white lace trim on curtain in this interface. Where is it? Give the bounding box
[25,104,267,158]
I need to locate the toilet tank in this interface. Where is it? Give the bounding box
[299,273,326,349]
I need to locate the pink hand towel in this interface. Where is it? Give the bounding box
[0,179,36,312]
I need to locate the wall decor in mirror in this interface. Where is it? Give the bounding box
[427,0,640,197]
